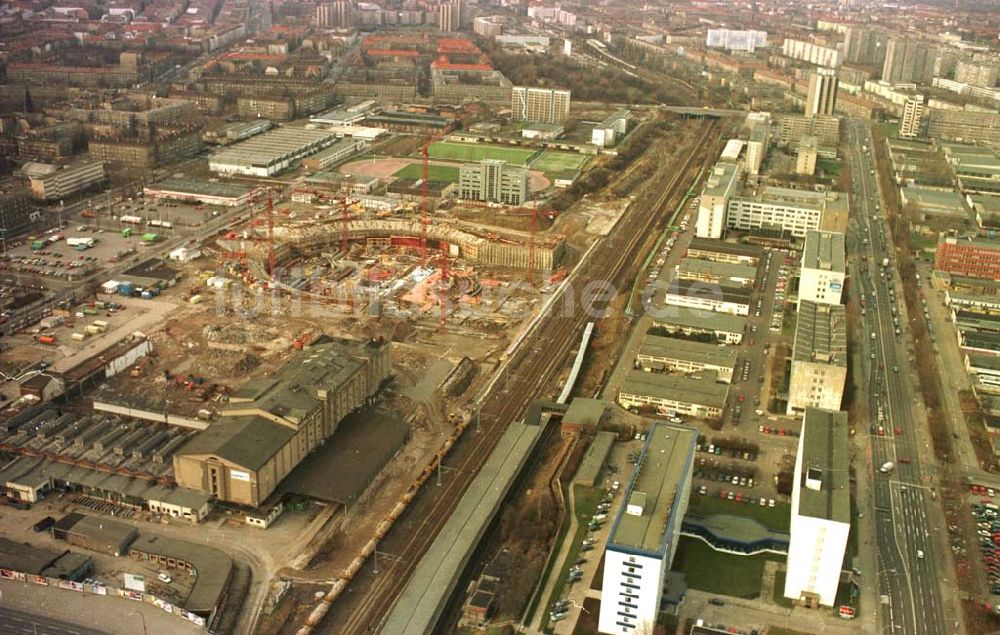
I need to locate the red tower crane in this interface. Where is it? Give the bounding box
[438,250,449,329]
[527,206,537,284]
[341,195,350,258]
[267,192,275,277]
[420,143,430,265]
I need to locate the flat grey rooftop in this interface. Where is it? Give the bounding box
[665,278,753,303]
[380,420,544,634]
[210,127,340,167]
[651,307,747,334]
[792,301,847,366]
[575,431,616,486]
[802,230,845,274]
[147,176,255,198]
[609,422,696,554]
[797,408,850,523]
[676,257,758,283]
[620,369,729,408]
[687,237,762,260]
[702,161,741,198]
[638,334,738,367]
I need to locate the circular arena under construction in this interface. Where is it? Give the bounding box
[215,214,567,323]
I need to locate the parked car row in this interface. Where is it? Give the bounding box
[701,486,776,507]
[696,443,758,462]
[757,424,801,438]
[972,503,1000,595]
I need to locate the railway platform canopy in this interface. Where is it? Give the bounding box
[379,419,545,634]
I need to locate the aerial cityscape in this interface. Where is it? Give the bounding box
[0,0,999,634]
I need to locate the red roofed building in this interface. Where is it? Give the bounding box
[430,56,492,72]
[438,38,480,54]
[367,49,419,57]
[224,52,285,62]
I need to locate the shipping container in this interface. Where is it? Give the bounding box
[93,320,109,329]
[39,316,64,329]
[82,307,98,315]
[31,240,45,250]
[38,335,56,345]
[85,325,102,335]
[121,228,132,238]
[141,233,159,243]
[189,294,203,304]
[118,282,134,296]
[71,333,87,341]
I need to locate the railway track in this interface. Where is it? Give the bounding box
[321,119,719,635]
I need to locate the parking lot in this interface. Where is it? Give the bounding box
[0,225,149,288]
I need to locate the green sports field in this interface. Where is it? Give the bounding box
[427,142,536,165]
[529,150,588,175]
[393,163,460,183]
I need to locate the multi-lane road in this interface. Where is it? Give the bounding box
[0,607,108,635]
[847,119,948,635]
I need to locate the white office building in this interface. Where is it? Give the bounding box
[28,161,106,201]
[782,39,841,67]
[900,96,926,139]
[799,230,845,307]
[806,68,839,117]
[787,302,847,415]
[599,423,696,635]
[591,109,631,148]
[459,159,529,205]
[784,408,851,607]
[511,86,571,124]
[662,278,752,316]
[635,334,738,383]
[706,29,767,53]
[696,161,742,239]
[726,187,848,239]
[746,125,769,176]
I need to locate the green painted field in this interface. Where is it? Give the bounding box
[427,142,536,165]
[393,163,460,183]
[530,151,588,175]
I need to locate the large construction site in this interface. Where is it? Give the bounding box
[0,81,722,633]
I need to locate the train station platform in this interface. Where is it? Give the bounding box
[379,419,545,634]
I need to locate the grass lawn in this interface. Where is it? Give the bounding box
[781,304,797,337]
[529,150,588,175]
[908,232,938,252]
[817,158,843,177]
[672,536,779,598]
[539,485,604,630]
[393,163,460,183]
[876,121,901,139]
[772,571,795,608]
[686,493,791,532]
[427,141,535,165]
